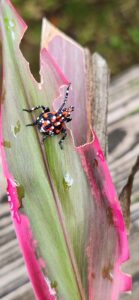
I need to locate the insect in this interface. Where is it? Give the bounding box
[23,83,74,149]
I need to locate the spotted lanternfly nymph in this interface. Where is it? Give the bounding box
[23,83,74,149]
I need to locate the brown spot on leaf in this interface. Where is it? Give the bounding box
[106,206,114,226]
[93,158,98,167]
[0,88,6,104]
[16,184,25,208]
[102,264,113,282]
[14,120,21,136]
[2,140,11,148]
[51,280,58,289]
[91,272,95,278]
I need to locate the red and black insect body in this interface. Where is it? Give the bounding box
[23,84,74,149]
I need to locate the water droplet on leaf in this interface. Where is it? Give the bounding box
[63,173,74,189]
[12,120,21,137]
[96,150,105,161]
[9,20,16,28]
[4,18,16,40]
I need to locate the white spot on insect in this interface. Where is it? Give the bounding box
[64,173,74,188]
[49,131,54,136]
[51,116,56,122]
[40,128,45,132]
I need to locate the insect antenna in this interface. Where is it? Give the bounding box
[58,83,71,112]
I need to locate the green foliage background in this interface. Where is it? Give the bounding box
[2,0,139,79]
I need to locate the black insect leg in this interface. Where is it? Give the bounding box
[26,120,38,127]
[44,107,50,113]
[58,83,71,112]
[59,129,67,150]
[41,135,48,144]
[23,106,50,113]
[66,117,72,123]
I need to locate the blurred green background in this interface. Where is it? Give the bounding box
[10,0,139,80]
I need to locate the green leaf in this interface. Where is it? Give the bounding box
[0,1,85,299]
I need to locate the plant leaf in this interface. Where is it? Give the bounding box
[0,1,131,300]
[0,1,85,299]
[41,19,132,299]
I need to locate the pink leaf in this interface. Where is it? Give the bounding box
[41,20,132,299]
